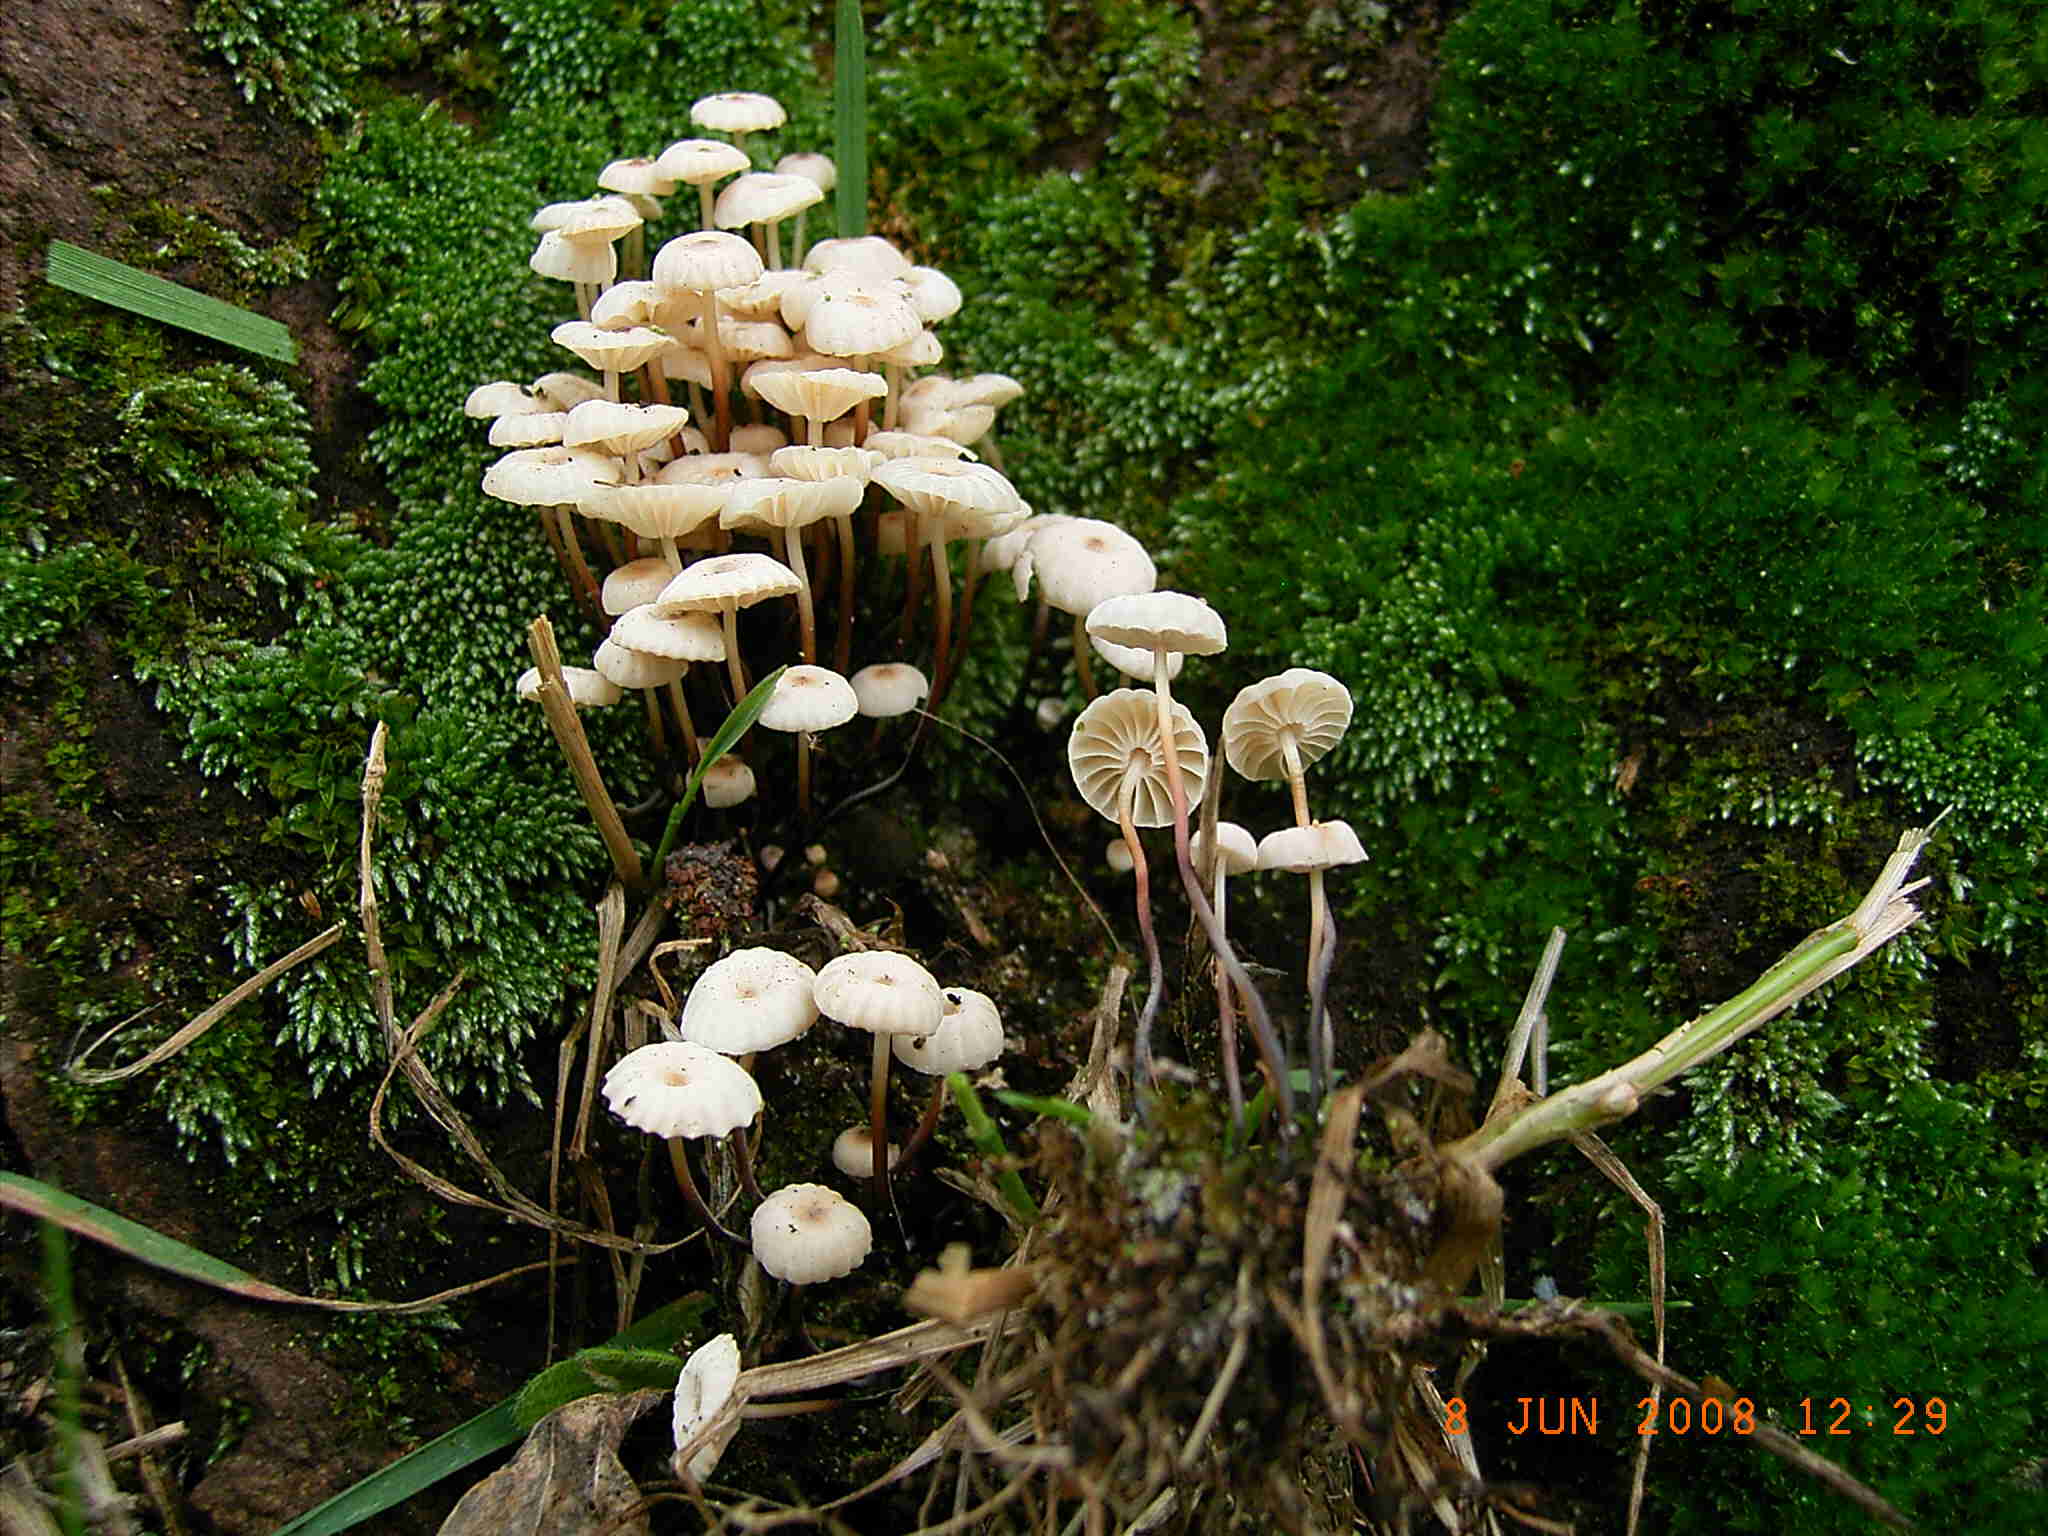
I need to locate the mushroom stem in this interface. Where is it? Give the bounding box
[796,729,815,819]
[551,505,603,618]
[1148,655,1294,1132]
[720,607,750,702]
[926,523,954,704]
[948,539,985,687]
[728,1125,764,1202]
[1279,734,1328,1103]
[896,1080,947,1172]
[1014,596,1052,711]
[700,292,733,453]
[833,514,859,675]
[1212,860,1245,1130]
[782,525,818,665]
[900,510,925,654]
[1120,767,1164,1090]
[666,678,702,763]
[696,183,716,231]
[867,1031,897,1218]
[668,1138,746,1245]
[1072,616,1099,700]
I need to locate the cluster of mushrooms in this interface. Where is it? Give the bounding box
[599,943,1003,1481]
[473,89,1065,817]
[466,87,1373,1490]
[1065,594,1364,1127]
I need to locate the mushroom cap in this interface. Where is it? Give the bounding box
[1027,518,1156,616]
[893,987,1005,1075]
[487,410,568,448]
[581,481,729,543]
[1085,591,1227,659]
[602,556,682,615]
[829,1126,898,1180]
[803,283,924,358]
[531,195,641,241]
[1091,633,1185,684]
[903,266,963,325]
[671,1333,742,1481]
[653,230,765,295]
[1104,839,1136,875]
[757,664,859,734]
[681,947,819,1053]
[848,663,930,719]
[515,665,623,708]
[728,423,791,455]
[692,91,787,136]
[715,172,823,230]
[902,401,996,447]
[1256,820,1369,874]
[802,235,913,282]
[592,638,689,690]
[602,1041,762,1138]
[775,151,837,191]
[599,156,676,197]
[481,446,618,506]
[721,475,862,534]
[656,137,751,187]
[751,366,887,424]
[531,371,609,411]
[1221,669,1356,783]
[655,451,771,486]
[551,320,671,374]
[588,279,666,329]
[750,1183,872,1285]
[465,380,544,419]
[872,457,1024,530]
[1067,688,1210,829]
[530,231,617,286]
[562,399,692,456]
[651,552,802,616]
[769,445,882,484]
[700,756,756,809]
[1193,821,1259,878]
[814,951,945,1037]
[879,328,944,368]
[610,607,725,662]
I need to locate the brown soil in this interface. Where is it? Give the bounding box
[0,2,450,1529]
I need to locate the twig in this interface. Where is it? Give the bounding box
[67,923,343,1084]
[527,615,645,889]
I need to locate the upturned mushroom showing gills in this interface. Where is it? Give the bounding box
[813,950,944,1214]
[1068,688,1208,1087]
[1224,668,1357,1105]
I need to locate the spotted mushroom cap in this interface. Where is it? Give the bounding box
[892,987,1005,1075]
[757,664,859,734]
[1067,688,1209,829]
[1220,669,1355,784]
[1026,518,1156,616]
[601,1042,762,1139]
[700,756,757,809]
[750,1182,872,1284]
[813,951,945,1037]
[680,947,819,1053]
[656,137,751,187]
[829,1125,898,1180]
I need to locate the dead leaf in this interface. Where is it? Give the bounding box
[437,1390,662,1536]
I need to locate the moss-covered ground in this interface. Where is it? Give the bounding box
[2,0,2043,1529]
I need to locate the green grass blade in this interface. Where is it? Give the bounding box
[994,1091,1094,1128]
[947,1073,1039,1225]
[45,240,296,363]
[43,1222,85,1536]
[833,0,867,239]
[651,664,787,870]
[271,1294,712,1536]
